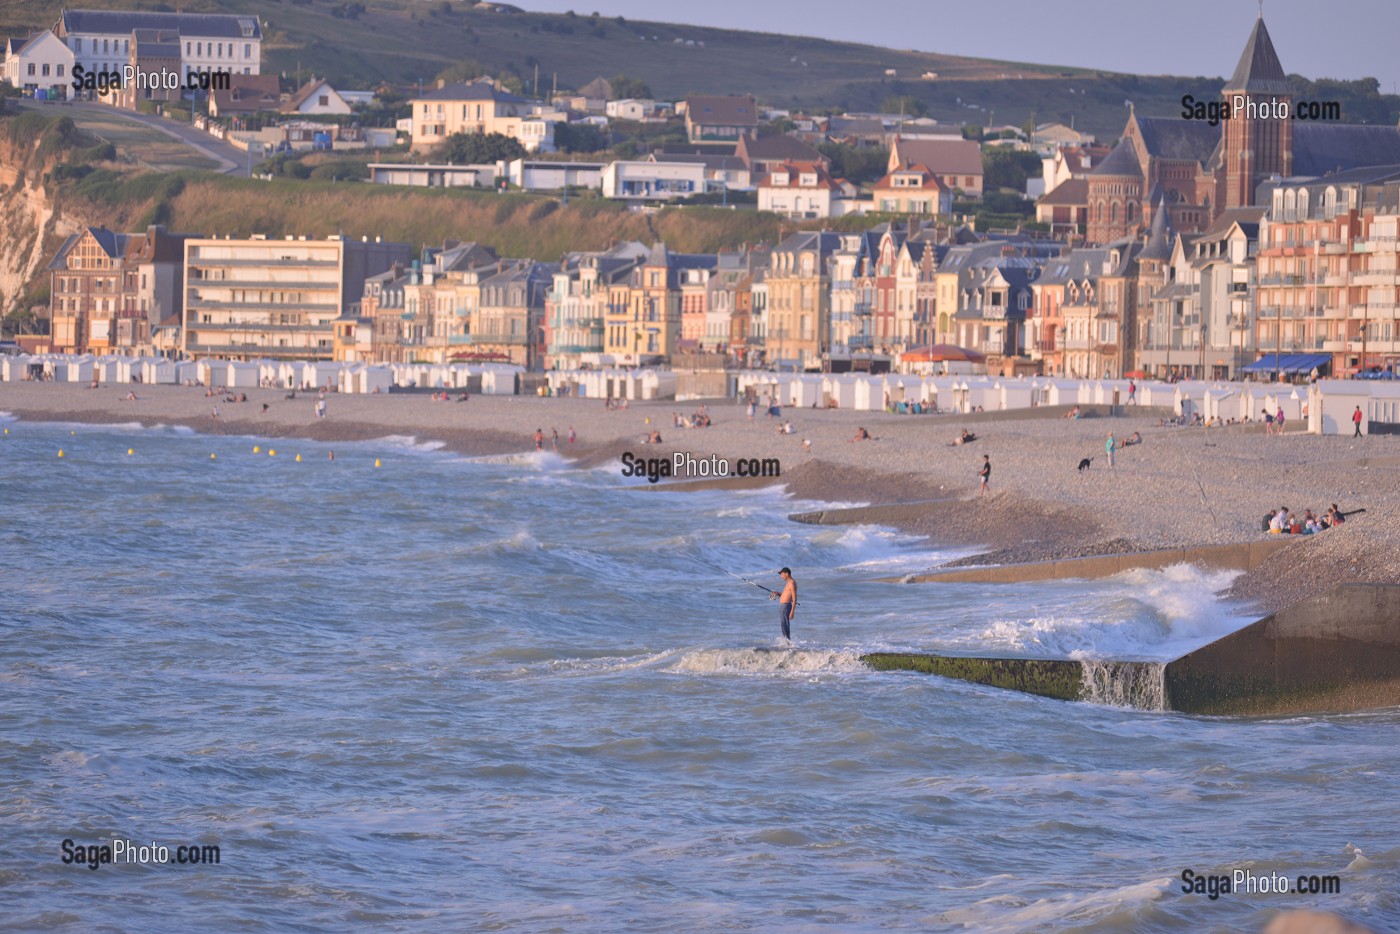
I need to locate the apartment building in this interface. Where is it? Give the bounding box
[55,9,261,83]
[182,235,411,361]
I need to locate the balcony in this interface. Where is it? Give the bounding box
[980,340,1005,355]
[187,279,338,291]
[848,335,873,350]
[1257,306,1280,318]
[463,332,530,346]
[187,257,340,268]
[1034,338,1060,352]
[184,343,331,358]
[188,321,334,333]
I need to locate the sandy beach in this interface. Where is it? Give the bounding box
[4,380,1397,611]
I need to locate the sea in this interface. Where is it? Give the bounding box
[2,417,1396,933]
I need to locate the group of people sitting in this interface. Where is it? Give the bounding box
[642,430,663,444]
[430,391,470,402]
[603,397,629,410]
[1263,504,1354,535]
[673,407,712,429]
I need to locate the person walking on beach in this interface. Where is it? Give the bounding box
[978,455,991,497]
[1106,432,1116,468]
[769,568,797,641]
[1128,381,1137,405]
[1353,405,1364,437]
[1276,406,1286,436]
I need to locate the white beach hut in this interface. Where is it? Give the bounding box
[640,369,676,400]
[1,354,30,381]
[64,358,96,383]
[998,380,1033,412]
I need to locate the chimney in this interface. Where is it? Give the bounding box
[437,78,446,90]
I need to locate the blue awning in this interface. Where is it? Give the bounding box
[1242,352,1331,374]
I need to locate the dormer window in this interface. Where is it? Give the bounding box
[800,173,817,186]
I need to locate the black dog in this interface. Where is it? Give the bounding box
[1077,456,1094,471]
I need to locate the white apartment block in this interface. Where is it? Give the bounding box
[56,9,261,83]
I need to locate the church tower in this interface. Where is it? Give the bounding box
[1221,15,1293,209]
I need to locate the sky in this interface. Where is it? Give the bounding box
[519,0,1400,92]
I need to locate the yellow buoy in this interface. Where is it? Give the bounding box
[210,453,217,460]
[58,449,65,457]
[374,458,382,468]
[3,427,8,434]
[127,448,134,456]
[70,430,75,436]
[253,445,261,453]
[295,453,302,462]
[268,449,277,457]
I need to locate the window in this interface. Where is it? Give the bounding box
[244,44,251,58]
[42,64,50,77]
[197,42,202,56]
[26,63,34,76]
[57,65,64,77]
[217,43,223,58]
[74,38,82,52]
[186,42,191,56]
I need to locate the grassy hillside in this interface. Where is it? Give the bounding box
[7,1,1399,139]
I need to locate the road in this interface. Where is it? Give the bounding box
[15,98,267,177]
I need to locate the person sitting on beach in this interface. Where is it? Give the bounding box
[850,427,871,442]
[643,430,662,445]
[1303,510,1322,534]
[262,403,269,413]
[1269,507,1290,533]
[1063,405,1080,419]
[457,392,470,402]
[1123,431,1142,446]
[125,391,138,401]
[1261,509,1277,532]
[1329,503,1346,526]
[949,428,976,447]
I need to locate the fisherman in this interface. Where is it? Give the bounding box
[769,567,797,640]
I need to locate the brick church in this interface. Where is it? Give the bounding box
[1084,14,1400,244]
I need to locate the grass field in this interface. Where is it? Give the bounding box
[49,109,221,173]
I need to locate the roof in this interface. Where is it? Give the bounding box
[685,94,758,127]
[59,10,261,39]
[826,115,886,138]
[131,29,180,57]
[773,230,842,258]
[650,152,740,172]
[1134,116,1219,165]
[1198,206,1265,242]
[1225,17,1289,95]
[414,81,526,104]
[1092,139,1142,178]
[1037,177,1089,207]
[282,80,334,112]
[1139,197,1174,261]
[211,73,281,113]
[891,138,982,177]
[577,77,612,99]
[1293,125,1400,177]
[737,133,825,165]
[872,163,948,192]
[762,161,843,191]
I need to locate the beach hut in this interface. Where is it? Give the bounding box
[1,354,30,381]
[1203,388,1243,424]
[852,376,881,411]
[826,375,859,410]
[640,369,676,401]
[788,375,822,409]
[63,358,96,383]
[1173,384,1207,421]
[998,380,1033,412]
[965,380,998,413]
[480,364,522,395]
[139,358,177,384]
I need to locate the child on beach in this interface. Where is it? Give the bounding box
[978,455,991,497]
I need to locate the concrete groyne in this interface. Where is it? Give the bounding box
[862,584,1400,716]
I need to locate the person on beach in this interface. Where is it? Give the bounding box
[1128,381,1137,405]
[551,428,559,451]
[850,427,871,442]
[1106,432,1116,468]
[533,428,544,451]
[568,426,576,444]
[1276,407,1286,435]
[978,455,991,497]
[769,568,797,641]
[1354,406,1364,437]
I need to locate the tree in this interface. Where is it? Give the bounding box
[554,122,609,153]
[610,74,652,100]
[982,148,1043,192]
[817,142,890,186]
[880,94,927,118]
[438,131,526,164]
[436,59,491,85]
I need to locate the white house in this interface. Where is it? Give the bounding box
[368,162,500,189]
[55,9,262,84]
[3,30,73,99]
[504,159,604,192]
[280,79,351,116]
[605,98,657,121]
[758,161,859,219]
[601,160,705,201]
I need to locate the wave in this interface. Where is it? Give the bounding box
[665,645,868,677]
[368,434,448,454]
[972,565,1251,661]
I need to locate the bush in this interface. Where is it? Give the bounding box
[309,160,370,181]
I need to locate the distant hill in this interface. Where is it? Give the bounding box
[3,1,1398,140]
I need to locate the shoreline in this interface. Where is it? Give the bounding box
[5,381,1398,611]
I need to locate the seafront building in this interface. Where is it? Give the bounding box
[181,235,411,361]
[54,9,262,84]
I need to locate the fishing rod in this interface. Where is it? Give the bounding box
[696,556,798,603]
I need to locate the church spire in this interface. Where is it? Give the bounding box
[1224,16,1290,95]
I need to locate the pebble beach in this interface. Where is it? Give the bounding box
[4,380,1397,611]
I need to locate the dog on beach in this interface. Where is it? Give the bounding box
[1076,456,1094,472]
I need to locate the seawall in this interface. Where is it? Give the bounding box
[861,583,1400,716]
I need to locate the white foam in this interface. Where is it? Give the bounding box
[371,434,447,453]
[666,646,867,677]
[972,564,1253,661]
